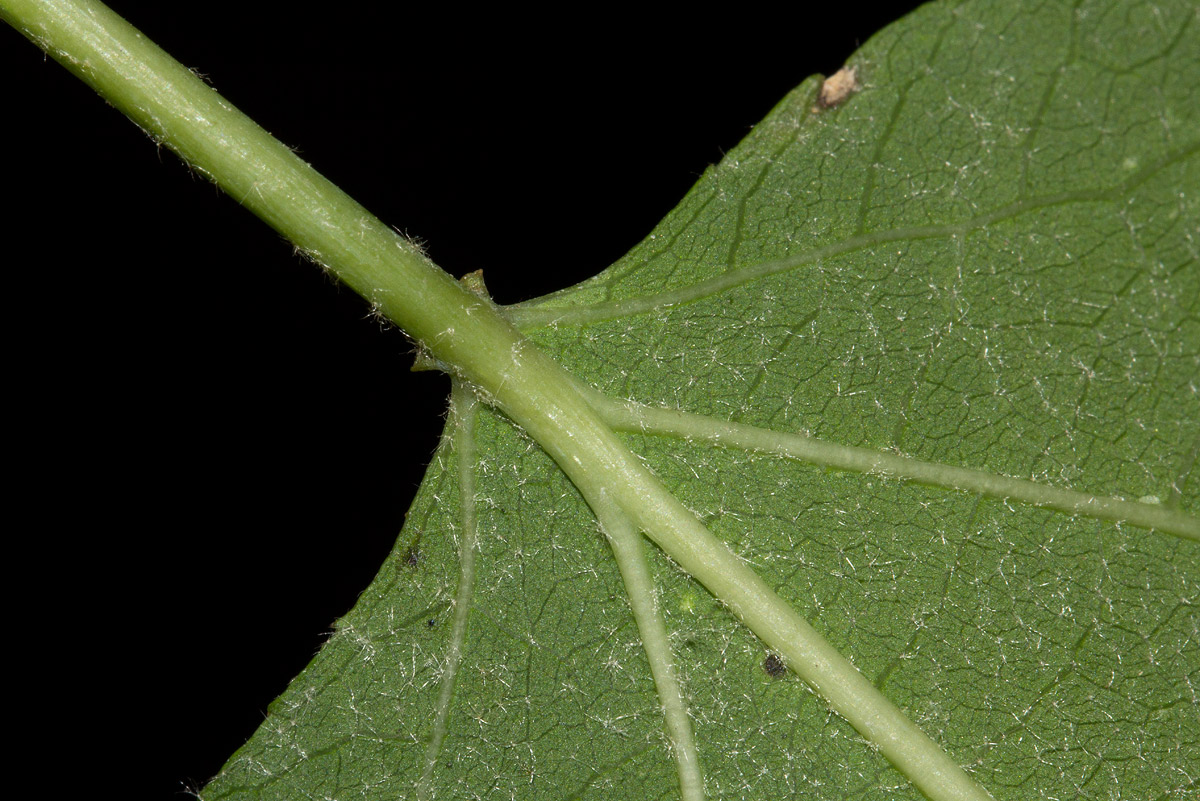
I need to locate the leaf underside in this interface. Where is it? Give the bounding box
[203,1,1198,799]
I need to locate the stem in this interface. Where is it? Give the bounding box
[0,0,494,371]
[2,3,994,800]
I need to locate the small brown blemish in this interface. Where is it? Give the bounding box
[764,653,787,678]
[815,66,859,111]
[402,547,421,569]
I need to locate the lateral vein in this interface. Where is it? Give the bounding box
[587,388,1200,542]
[592,494,706,801]
[417,383,481,800]
[507,140,1199,330]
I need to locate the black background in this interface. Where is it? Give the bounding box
[3,2,921,795]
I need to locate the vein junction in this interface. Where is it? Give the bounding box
[421,384,708,801]
[583,386,1200,542]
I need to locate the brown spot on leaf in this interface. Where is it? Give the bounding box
[815,66,859,110]
[763,653,787,677]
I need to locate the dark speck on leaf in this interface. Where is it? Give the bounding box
[764,653,787,678]
[403,547,421,568]
[427,618,437,628]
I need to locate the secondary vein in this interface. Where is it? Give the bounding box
[506,139,1198,330]
[417,383,480,800]
[586,388,1200,542]
[592,494,706,801]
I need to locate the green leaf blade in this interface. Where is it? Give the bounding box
[202,1,1197,799]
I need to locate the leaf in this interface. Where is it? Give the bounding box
[175,1,1196,797]
[8,1,1197,799]
[8,6,908,792]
